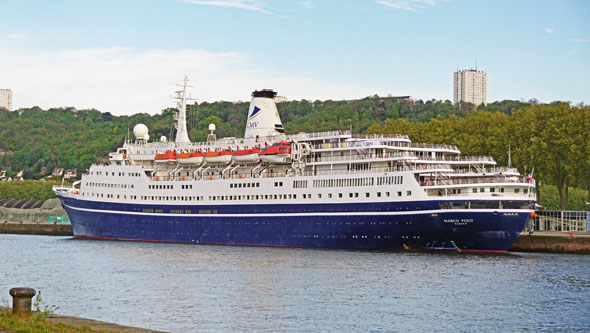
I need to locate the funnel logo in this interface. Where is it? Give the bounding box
[249,106,261,120]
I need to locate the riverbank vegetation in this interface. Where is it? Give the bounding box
[0,309,99,333]
[0,98,588,209]
[0,180,63,200]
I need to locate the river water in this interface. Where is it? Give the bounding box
[1,234,589,332]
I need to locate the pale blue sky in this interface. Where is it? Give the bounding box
[0,0,588,115]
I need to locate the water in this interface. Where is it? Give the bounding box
[1,234,589,332]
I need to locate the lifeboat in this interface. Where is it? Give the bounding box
[177,151,204,165]
[259,142,291,164]
[233,148,261,163]
[154,151,176,163]
[204,150,233,164]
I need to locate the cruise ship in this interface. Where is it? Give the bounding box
[54,78,536,253]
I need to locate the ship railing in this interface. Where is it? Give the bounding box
[405,142,460,151]
[287,130,351,141]
[302,167,394,176]
[300,164,453,177]
[350,134,410,141]
[405,164,454,172]
[311,140,420,150]
[312,141,376,149]
[152,164,461,182]
[415,155,496,163]
[452,167,520,175]
[420,176,533,187]
[309,151,416,162]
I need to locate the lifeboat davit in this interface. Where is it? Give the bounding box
[233,148,261,163]
[177,151,204,165]
[259,142,291,164]
[204,150,233,164]
[154,151,176,163]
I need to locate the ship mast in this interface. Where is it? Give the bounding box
[174,76,192,143]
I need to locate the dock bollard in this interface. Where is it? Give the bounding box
[9,287,36,313]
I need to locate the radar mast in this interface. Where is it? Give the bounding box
[174,76,194,143]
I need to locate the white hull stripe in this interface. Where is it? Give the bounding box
[63,204,532,218]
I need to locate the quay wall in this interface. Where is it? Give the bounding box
[509,232,590,254]
[0,222,72,236]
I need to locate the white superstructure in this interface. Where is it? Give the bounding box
[63,78,534,208]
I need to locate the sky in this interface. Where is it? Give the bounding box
[0,0,588,115]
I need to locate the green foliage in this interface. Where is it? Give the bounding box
[0,309,99,332]
[538,184,589,211]
[0,180,63,200]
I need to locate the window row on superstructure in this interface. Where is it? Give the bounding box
[377,176,403,186]
[85,182,135,189]
[149,184,173,190]
[313,177,377,188]
[293,180,307,188]
[83,193,138,200]
[229,182,261,189]
[129,190,415,203]
[90,170,141,177]
[471,187,529,194]
[140,195,205,201]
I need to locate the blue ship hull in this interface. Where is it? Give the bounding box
[59,196,530,253]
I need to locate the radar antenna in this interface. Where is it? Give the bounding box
[172,76,196,144]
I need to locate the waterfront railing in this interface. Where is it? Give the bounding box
[531,211,590,232]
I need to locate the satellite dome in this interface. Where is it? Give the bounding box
[208,123,216,132]
[160,135,167,142]
[143,133,150,141]
[133,124,149,139]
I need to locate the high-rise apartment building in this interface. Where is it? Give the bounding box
[0,89,12,111]
[453,69,487,106]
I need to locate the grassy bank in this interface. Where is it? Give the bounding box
[0,309,103,333]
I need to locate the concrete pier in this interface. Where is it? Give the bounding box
[0,221,72,236]
[509,231,590,254]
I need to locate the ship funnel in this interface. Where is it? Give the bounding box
[244,89,285,139]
